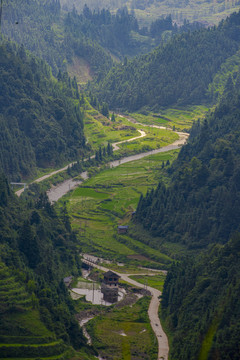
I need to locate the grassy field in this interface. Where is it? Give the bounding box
[129,273,166,292]
[130,105,208,131]
[84,109,139,151]
[60,108,203,265]
[86,296,158,360]
[84,108,179,155]
[64,149,179,267]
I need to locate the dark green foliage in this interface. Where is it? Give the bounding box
[161,235,240,359]
[64,6,143,59]
[0,173,86,353]
[92,11,240,110]
[94,143,113,164]
[135,76,240,248]
[101,102,109,118]
[1,0,113,77]
[133,63,240,359]
[150,15,173,38]
[2,0,62,75]
[111,112,116,122]
[0,40,85,180]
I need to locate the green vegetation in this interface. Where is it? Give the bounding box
[2,2,240,359]
[129,273,166,292]
[135,73,240,248]
[61,0,240,27]
[134,65,240,358]
[161,236,240,360]
[63,149,178,267]
[0,40,85,181]
[92,11,240,111]
[130,105,208,130]
[84,110,139,151]
[0,175,97,360]
[208,49,240,100]
[86,297,158,360]
[116,127,178,156]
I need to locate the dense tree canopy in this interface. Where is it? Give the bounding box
[0,40,85,180]
[133,67,240,359]
[0,174,87,356]
[91,11,240,110]
[135,72,240,248]
[161,235,240,359]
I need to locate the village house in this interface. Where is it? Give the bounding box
[101,270,120,303]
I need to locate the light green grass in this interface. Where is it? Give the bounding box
[198,316,219,360]
[72,187,110,199]
[160,106,209,127]
[116,127,178,156]
[86,297,158,360]
[130,105,208,131]
[84,111,139,151]
[66,150,178,265]
[129,274,166,292]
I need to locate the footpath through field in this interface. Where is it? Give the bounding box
[82,257,169,360]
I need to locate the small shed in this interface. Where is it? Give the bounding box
[117,225,129,234]
[103,270,120,287]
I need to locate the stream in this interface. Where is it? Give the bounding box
[16,115,188,201]
[47,131,188,203]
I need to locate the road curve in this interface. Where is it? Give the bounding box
[16,116,188,200]
[112,129,146,150]
[82,258,169,360]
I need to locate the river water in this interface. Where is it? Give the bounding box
[47,132,188,203]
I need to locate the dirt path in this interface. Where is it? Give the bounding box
[82,258,169,360]
[112,129,146,150]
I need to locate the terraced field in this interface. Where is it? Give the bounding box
[0,263,72,360]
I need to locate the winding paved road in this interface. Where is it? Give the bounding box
[16,116,189,204]
[82,257,169,360]
[14,116,188,359]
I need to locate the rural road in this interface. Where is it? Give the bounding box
[112,129,146,150]
[16,115,188,201]
[82,257,169,360]
[46,130,188,203]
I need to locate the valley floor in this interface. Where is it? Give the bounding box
[82,257,169,360]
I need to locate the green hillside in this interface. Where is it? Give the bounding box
[0,263,72,360]
[61,0,240,27]
[0,174,93,359]
[92,11,240,111]
[135,72,240,248]
[0,39,85,180]
[161,234,240,360]
[133,64,240,358]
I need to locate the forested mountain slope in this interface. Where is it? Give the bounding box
[132,66,240,359]
[92,11,240,111]
[1,0,174,79]
[161,235,240,360]
[0,174,89,359]
[0,40,85,181]
[61,0,240,26]
[1,0,113,77]
[135,73,240,248]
